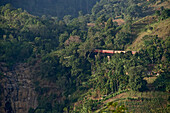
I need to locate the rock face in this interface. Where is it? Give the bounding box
[0,63,38,113]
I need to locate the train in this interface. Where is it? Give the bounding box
[94,49,137,55]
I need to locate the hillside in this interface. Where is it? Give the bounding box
[127,17,170,51]
[94,91,169,112]
[0,0,99,19]
[0,0,170,113]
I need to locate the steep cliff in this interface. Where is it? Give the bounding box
[0,63,38,113]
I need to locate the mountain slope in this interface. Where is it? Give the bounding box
[127,16,170,51]
[0,0,99,19]
[0,0,169,113]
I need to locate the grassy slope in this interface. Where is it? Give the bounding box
[96,92,169,113]
[94,78,170,113]
[126,0,170,51]
[127,17,170,51]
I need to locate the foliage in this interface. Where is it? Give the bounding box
[128,66,147,91]
[114,32,132,50]
[91,0,149,20]
[0,1,99,19]
[159,9,170,20]
[0,1,169,113]
[154,72,170,92]
[102,102,128,113]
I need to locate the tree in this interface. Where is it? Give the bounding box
[153,71,170,92]
[147,45,156,63]
[127,4,141,17]
[59,32,69,46]
[63,15,72,25]
[101,102,128,113]
[128,66,147,91]
[96,15,106,27]
[105,17,114,30]
[160,9,170,20]
[155,10,160,16]
[114,32,131,50]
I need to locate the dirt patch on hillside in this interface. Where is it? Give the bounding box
[103,92,128,104]
[113,19,125,25]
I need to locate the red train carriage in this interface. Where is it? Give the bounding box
[94,49,136,54]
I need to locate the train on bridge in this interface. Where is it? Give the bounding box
[94,49,137,55]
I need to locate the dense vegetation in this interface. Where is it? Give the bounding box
[0,0,99,19]
[0,0,170,113]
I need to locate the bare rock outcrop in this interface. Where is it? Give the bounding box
[0,63,38,113]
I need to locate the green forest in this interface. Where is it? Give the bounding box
[0,0,170,113]
[0,0,99,19]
